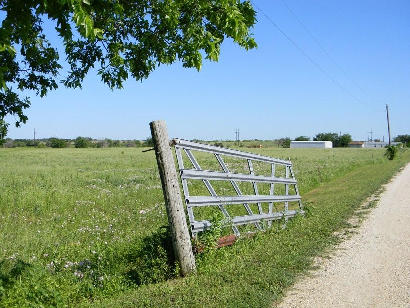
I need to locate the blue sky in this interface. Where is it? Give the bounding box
[6,0,410,141]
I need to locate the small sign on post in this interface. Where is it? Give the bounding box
[149,120,196,276]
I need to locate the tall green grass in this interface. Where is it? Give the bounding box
[0,147,408,306]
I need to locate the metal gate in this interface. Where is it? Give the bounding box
[173,139,303,237]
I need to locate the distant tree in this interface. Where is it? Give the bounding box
[394,135,410,147]
[47,138,67,148]
[278,137,290,148]
[95,139,109,148]
[314,132,351,147]
[105,139,113,147]
[294,136,310,141]
[314,132,338,143]
[74,136,90,148]
[25,140,39,147]
[124,140,136,147]
[13,139,28,147]
[144,137,154,147]
[335,134,352,147]
[3,138,13,148]
[374,138,381,142]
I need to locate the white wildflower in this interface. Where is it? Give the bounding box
[74,271,84,278]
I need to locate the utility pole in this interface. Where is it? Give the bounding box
[368,129,373,142]
[386,104,391,146]
[33,128,36,142]
[235,129,240,146]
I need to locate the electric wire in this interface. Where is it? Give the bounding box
[280,0,366,95]
[251,1,363,104]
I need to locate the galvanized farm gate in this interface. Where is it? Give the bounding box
[173,139,303,237]
[149,120,303,276]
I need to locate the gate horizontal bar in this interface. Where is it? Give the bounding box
[191,210,302,232]
[181,169,297,184]
[186,195,301,206]
[173,139,292,165]
[231,210,298,225]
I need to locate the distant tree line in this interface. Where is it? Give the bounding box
[1,137,154,148]
[277,133,353,148]
[2,133,408,149]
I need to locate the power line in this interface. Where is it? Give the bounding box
[280,0,366,95]
[251,1,363,104]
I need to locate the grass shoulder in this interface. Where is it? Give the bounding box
[89,152,410,307]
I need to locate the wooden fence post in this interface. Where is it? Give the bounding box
[149,120,196,276]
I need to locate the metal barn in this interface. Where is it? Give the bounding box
[290,141,333,148]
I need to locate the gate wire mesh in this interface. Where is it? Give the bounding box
[172,139,303,237]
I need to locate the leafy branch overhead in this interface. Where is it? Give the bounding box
[0,0,257,131]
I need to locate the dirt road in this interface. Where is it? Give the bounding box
[277,163,410,308]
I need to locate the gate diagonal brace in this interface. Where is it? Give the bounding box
[172,138,303,237]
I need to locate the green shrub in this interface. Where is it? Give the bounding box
[47,138,67,148]
[384,145,398,160]
[143,137,153,147]
[74,137,90,148]
[193,213,227,255]
[278,137,290,148]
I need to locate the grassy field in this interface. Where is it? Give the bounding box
[0,147,409,307]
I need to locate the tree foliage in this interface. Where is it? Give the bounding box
[384,145,398,160]
[294,136,310,141]
[277,137,290,148]
[47,137,67,148]
[144,137,154,147]
[314,132,352,147]
[313,132,339,143]
[74,136,90,148]
[335,134,352,147]
[394,134,410,147]
[0,0,257,135]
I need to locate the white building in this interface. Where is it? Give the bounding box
[348,141,401,148]
[363,141,401,148]
[290,141,333,148]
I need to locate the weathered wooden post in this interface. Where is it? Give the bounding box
[149,120,196,276]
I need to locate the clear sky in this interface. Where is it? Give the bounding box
[6,0,410,141]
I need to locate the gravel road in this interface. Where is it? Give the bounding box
[276,163,410,308]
